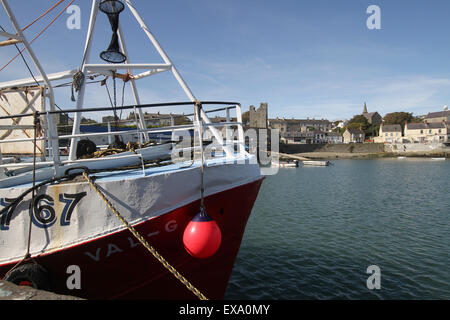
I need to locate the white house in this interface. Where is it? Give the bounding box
[343,128,365,143]
[404,122,448,143]
[379,124,402,143]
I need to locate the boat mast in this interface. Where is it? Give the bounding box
[68,0,233,160]
[122,0,196,102]
[0,0,61,167]
[68,0,99,161]
[123,0,234,157]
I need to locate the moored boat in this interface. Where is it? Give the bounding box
[272,160,299,168]
[302,160,330,166]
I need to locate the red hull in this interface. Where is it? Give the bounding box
[0,178,263,300]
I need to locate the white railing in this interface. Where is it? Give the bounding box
[0,102,247,173]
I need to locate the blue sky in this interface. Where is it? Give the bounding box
[2,0,450,121]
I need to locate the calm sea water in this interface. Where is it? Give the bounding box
[225,159,450,300]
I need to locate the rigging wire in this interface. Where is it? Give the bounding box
[0,24,39,84]
[0,23,74,123]
[119,79,126,120]
[21,0,66,32]
[0,0,76,73]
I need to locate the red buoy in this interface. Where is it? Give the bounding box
[183,208,222,259]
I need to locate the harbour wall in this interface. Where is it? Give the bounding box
[279,142,450,158]
[384,142,450,155]
[280,143,385,154]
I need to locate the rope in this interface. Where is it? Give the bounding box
[71,70,85,101]
[26,112,40,257]
[3,112,41,279]
[22,0,66,32]
[119,79,126,120]
[81,171,208,300]
[194,101,206,209]
[112,71,119,130]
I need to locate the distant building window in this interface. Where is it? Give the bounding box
[420,130,423,134]
[385,133,388,136]
[438,129,442,133]
[390,133,393,136]
[429,129,432,134]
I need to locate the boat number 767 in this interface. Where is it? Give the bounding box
[0,192,87,230]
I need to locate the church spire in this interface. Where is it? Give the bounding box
[363,102,368,114]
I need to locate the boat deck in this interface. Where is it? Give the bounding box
[2,153,252,190]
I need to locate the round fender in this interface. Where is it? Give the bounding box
[4,263,52,291]
[76,139,97,159]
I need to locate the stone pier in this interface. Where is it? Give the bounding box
[0,280,83,300]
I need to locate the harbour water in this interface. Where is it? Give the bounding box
[225,158,450,300]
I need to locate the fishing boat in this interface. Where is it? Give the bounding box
[0,0,263,300]
[302,160,330,167]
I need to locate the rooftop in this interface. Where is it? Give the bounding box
[269,118,330,124]
[381,124,402,132]
[425,110,450,119]
[346,128,365,134]
[406,122,446,130]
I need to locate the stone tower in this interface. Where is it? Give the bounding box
[249,103,268,128]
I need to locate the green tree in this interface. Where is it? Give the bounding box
[346,115,379,137]
[347,115,369,130]
[174,116,192,125]
[80,117,97,124]
[241,111,250,125]
[383,112,422,130]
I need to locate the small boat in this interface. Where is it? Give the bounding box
[431,157,446,161]
[303,160,330,166]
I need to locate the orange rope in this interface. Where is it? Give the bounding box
[0,0,76,73]
[22,0,66,32]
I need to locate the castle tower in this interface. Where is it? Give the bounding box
[249,103,268,128]
[363,102,368,114]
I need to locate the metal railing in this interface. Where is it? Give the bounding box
[0,101,247,172]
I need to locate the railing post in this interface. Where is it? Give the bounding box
[225,107,232,151]
[235,104,245,156]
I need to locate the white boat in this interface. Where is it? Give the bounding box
[272,160,299,168]
[431,157,446,161]
[303,160,330,166]
[0,0,263,300]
